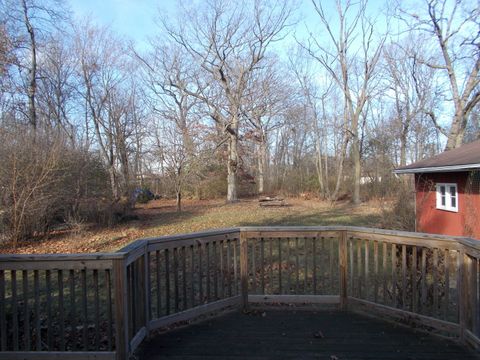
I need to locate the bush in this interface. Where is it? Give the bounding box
[380,184,416,231]
[0,125,113,246]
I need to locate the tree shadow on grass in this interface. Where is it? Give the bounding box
[238,208,383,228]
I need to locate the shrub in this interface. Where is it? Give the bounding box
[380,183,416,231]
[0,125,113,246]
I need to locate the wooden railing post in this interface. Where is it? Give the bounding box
[339,230,348,310]
[113,256,129,360]
[459,248,467,342]
[240,231,249,310]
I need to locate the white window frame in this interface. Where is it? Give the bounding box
[436,183,458,212]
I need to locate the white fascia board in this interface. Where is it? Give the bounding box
[393,163,480,174]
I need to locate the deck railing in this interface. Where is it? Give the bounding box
[0,226,479,359]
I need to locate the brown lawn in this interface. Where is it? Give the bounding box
[0,198,386,254]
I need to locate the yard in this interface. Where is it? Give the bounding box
[0,198,385,254]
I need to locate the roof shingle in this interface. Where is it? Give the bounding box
[394,139,480,174]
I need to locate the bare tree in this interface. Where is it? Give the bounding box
[2,0,67,129]
[36,33,78,142]
[304,0,385,203]
[397,0,480,149]
[243,60,289,194]
[139,43,202,211]
[162,0,293,202]
[75,21,133,201]
[383,39,438,168]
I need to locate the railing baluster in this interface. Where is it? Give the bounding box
[81,269,88,350]
[339,230,348,309]
[304,237,308,293]
[444,249,449,321]
[357,239,362,298]
[412,247,417,314]
[313,236,317,295]
[402,245,406,310]
[173,247,179,312]
[240,231,248,310]
[373,241,378,303]
[34,269,41,351]
[227,240,232,298]
[233,239,238,295]
[206,242,210,302]
[58,270,65,351]
[286,238,291,294]
[93,269,100,350]
[182,247,187,309]
[260,238,265,295]
[421,248,427,313]
[295,237,300,294]
[391,244,396,308]
[156,250,161,317]
[0,270,5,351]
[269,238,273,294]
[365,240,369,301]
[219,241,224,300]
[330,237,335,293]
[213,242,218,300]
[470,257,478,334]
[433,248,439,316]
[199,243,204,303]
[382,242,387,304]
[69,269,76,351]
[278,237,282,294]
[105,269,113,351]
[165,249,171,314]
[251,239,256,294]
[190,245,195,307]
[349,239,354,298]
[11,270,18,351]
[46,269,52,349]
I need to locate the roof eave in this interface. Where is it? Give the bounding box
[393,163,480,174]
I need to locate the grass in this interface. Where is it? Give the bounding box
[0,197,385,254]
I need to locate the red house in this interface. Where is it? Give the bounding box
[394,140,480,239]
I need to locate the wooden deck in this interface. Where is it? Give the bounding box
[139,309,479,360]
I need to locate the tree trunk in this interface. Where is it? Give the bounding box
[22,0,37,129]
[176,190,182,212]
[227,132,238,202]
[331,134,348,201]
[108,165,118,201]
[352,135,361,204]
[314,133,325,197]
[257,135,267,195]
[445,110,467,150]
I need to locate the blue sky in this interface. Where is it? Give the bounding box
[69,0,390,51]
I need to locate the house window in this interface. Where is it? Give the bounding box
[436,183,458,212]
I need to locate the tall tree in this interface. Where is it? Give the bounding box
[305,0,385,203]
[398,0,480,149]
[162,0,292,202]
[2,0,67,129]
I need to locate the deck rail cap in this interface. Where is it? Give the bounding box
[0,252,127,262]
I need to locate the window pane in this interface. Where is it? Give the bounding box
[451,196,456,208]
[441,195,446,206]
[440,186,446,195]
[450,186,456,196]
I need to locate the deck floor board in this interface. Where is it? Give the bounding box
[139,310,479,359]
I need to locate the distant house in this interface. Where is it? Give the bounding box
[394,140,480,239]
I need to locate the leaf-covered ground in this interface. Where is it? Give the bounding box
[0,198,385,254]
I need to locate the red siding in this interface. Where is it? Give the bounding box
[415,172,480,239]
